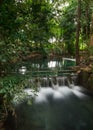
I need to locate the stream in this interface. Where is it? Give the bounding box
[6,59,93,130]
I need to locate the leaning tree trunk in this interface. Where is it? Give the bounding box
[75,0,81,65]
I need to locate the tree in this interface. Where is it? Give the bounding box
[60,1,76,56]
[30,1,52,50]
[75,0,81,65]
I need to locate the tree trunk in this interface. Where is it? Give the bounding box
[85,2,90,38]
[90,13,93,46]
[75,0,81,65]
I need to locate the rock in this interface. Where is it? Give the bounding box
[76,70,91,87]
[87,74,93,90]
[76,68,93,91]
[0,121,5,130]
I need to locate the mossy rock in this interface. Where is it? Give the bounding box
[87,74,93,90]
[77,70,91,87]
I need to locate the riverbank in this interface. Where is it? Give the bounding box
[73,56,93,91]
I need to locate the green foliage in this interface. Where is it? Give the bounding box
[88,46,93,55]
[0,0,55,67]
[0,0,93,64]
[0,74,36,121]
[60,1,76,55]
[80,1,92,40]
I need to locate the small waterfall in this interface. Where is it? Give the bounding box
[32,74,76,89]
[57,76,68,86]
[8,73,93,130]
[11,84,93,130]
[40,77,52,87]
